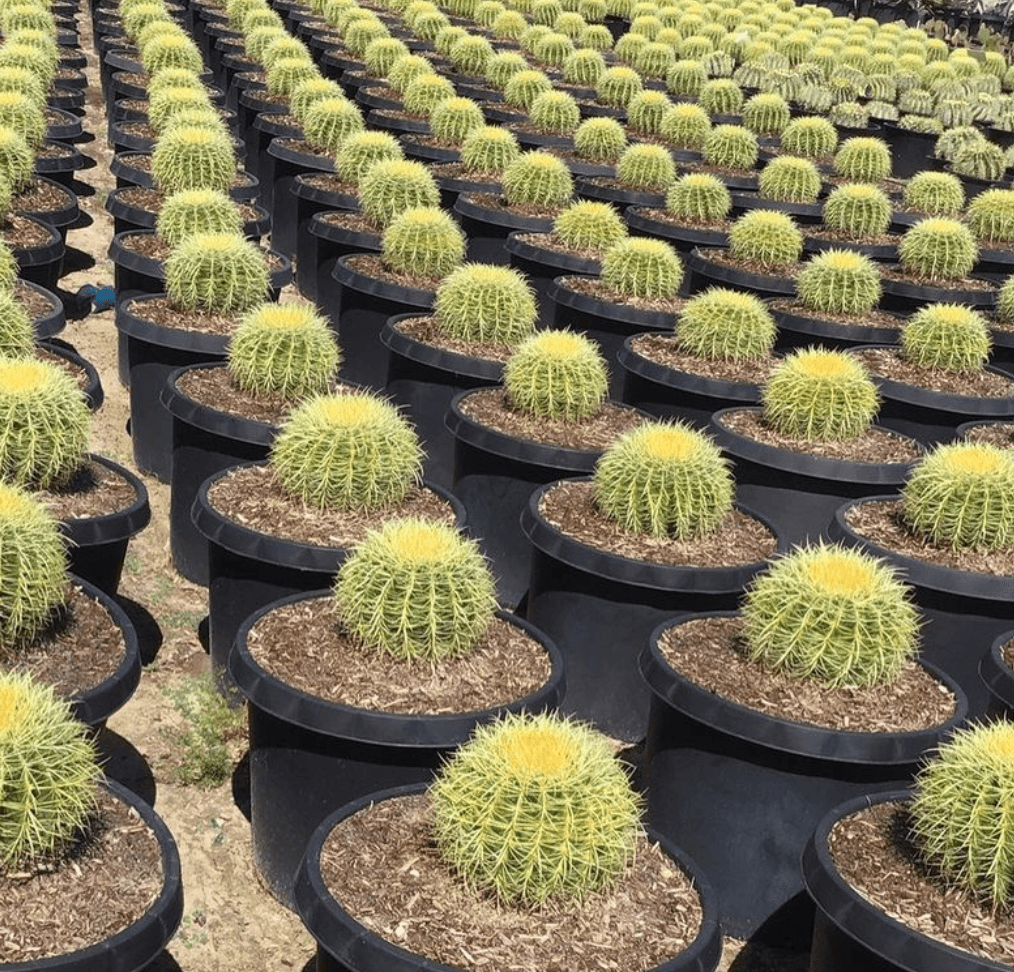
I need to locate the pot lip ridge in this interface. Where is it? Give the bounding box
[641,610,968,765]
[503,230,604,275]
[380,315,505,383]
[55,451,151,547]
[980,627,1014,712]
[293,782,723,972]
[548,275,679,329]
[332,253,437,307]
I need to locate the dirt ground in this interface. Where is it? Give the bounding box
[61,5,811,970]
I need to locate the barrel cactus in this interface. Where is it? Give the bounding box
[660,102,711,150]
[742,543,919,688]
[433,264,537,346]
[667,58,707,97]
[553,200,626,251]
[703,124,758,170]
[728,210,804,269]
[677,287,776,362]
[501,152,573,209]
[380,207,466,280]
[0,90,43,149]
[358,159,440,227]
[666,173,731,224]
[759,156,822,203]
[0,292,34,358]
[563,47,606,85]
[334,132,403,187]
[503,69,553,110]
[903,171,965,217]
[600,237,683,298]
[529,90,581,134]
[573,116,628,162]
[269,390,423,510]
[428,97,484,146]
[822,183,893,238]
[335,518,496,660]
[952,140,1007,182]
[595,65,643,106]
[0,125,35,191]
[780,116,838,159]
[898,218,978,281]
[151,126,236,195]
[302,97,364,154]
[616,144,676,191]
[165,234,270,314]
[742,92,791,135]
[699,77,744,115]
[796,249,882,316]
[155,189,243,247]
[460,126,520,176]
[967,188,1014,244]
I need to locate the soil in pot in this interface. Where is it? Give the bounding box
[453,191,565,264]
[687,246,800,299]
[624,206,731,254]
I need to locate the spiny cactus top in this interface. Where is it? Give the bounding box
[380,207,466,280]
[0,671,100,868]
[335,517,496,661]
[164,233,270,315]
[155,189,243,248]
[677,287,776,363]
[433,263,537,347]
[150,126,237,195]
[269,390,423,510]
[430,712,642,905]
[742,543,919,688]
[796,249,882,317]
[593,420,734,538]
[358,158,440,228]
[901,304,991,374]
[898,218,978,282]
[552,200,626,252]
[728,209,804,269]
[902,442,1014,551]
[600,237,683,299]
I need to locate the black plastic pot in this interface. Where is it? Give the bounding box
[18,178,79,243]
[398,136,460,164]
[161,362,277,586]
[523,489,780,742]
[802,233,899,262]
[104,186,270,239]
[305,212,378,310]
[625,206,730,254]
[24,280,66,339]
[730,192,824,224]
[380,315,503,490]
[433,170,499,213]
[453,192,557,264]
[34,141,89,190]
[0,778,184,972]
[504,232,601,326]
[249,114,302,216]
[331,254,437,391]
[42,339,103,413]
[645,625,966,946]
[831,494,1014,720]
[881,121,939,180]
[709,407,919,548]
[294,783,722,972]
[46,106,85,144]
[974,241,1014,282]
[237,87,288,180]
[574,177,666,213]
[687,247,798,299]
[292,175,359,301]
[879,272,998,312]
[802,790,1010,972]
[770,302,903,351]
[265,138,333,262]
[8,215,64,290]
[192,464,466,693]
[231,596,564,909]
[980,627,1014,719]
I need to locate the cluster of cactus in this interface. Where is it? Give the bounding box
[553,200,626,251]
[822,183,892,238]
[758,156,822,203]
[501,152,573,209]
[934,126,984,162]
[165,233,270,314]
[741,543,919,688]
[529,90,581,134]
[593,419,734,538]
[600,237,684,298]
[431,712,642,905]
[269,390,422,510]
[0,671,100,868]
[503,330,608,421]
[359,159,440,227]
[703,124,758,171]
[666,173,731,224]
[155,189,243,247]
[335,131,403,186]
[381,207,465,280]
[796,249,882,316]
[898,218,978,281]
[460,125,520,175]
[433,263,537,347]
[616,144,676,190]
[833,137,892,182]
[902,172,965,217]
[762,348,879,441]
[227,301,340,399]
[335,517,496,661]
[967,189,1014,244]
[302,97,364,153]
[728,210,804,269]
[780,117,838,159]
[151,126,236,195]
[660,102,710,150]
[677,287,776,363]
[902,441,1014,550]
[901,304,991,373]
[573,117,628,162]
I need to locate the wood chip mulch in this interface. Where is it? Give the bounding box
[628,333,772,384]
[844,498,1014,577]
[458,387,644,451]
[394,315,511,362]
[318,211,376,235]
[0,789,163,963]
[321,792,704,972]
[538,480,777,567]
[0,214,54,248]
[14,178,69,215]
[657,615,956,733]
[768,298,903,331]
[127,296,238,337]
[1,583,128,701]
[803,227,898,247]
[554,275,686,315]
[272,138,328,161]
[344,252,441,293]
[696,246,802,280]
[851,346,1014,398]
[116,233,284,271]
[878,263,998,293]
[628,207,731,234]
[512,231,606,262]
[298,172,357,195]
[247,601,552,714]
[464,192,565,221]
[427,161,501,183]
[15,278,55,319]
[962,421,1014,449]
[34,456,138,520]
[719,408,922,463]
[829,801,1014,967]
[207,464,458,549]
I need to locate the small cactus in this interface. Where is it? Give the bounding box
[140,32,204,75]
[779,116,839,159]
[503,330,608,421]
[227,301,340,399]
[533,31,576,69]
[967,188,1014,244]
[484,51,528,90]
[796,249,882,316]
[362,37,409,78]
[428,97,484,147]
[449,35,494,76]
[703,124,758,171]
[151,126,236,195]
[903,171,965,217]
[503,69,553,110]
[616,143,676,190]
[388,54,433,93]
[822,183,892,238]
[155,189,243,247]
[460,126,520,176]
[742,543,919,688]
[529,90,581,134]
[302,97,365,154]
[625,90,672,136]
[666,173,731,224]
[762,347,879,441]
[358,159,440,228]
[699,77,743,116]
[430,712,642,905]
[902,441,1014,550]
[335,518,496,660]
[833,137,892,182]
[898,218,978,282]
[402,74,456,117]
[660,102,711,150]
[600,237,683,298]
[434,264,537,346]
[728,209,804,269]
[595,65,643,107]
[594,419,734,538]
[0,240,17,294]
[759,156,822,203]
[667,58,707,98]
[553,200,626,251]
[0,90,44,149]
[0,672,100,868]
[573,116,628,162]
[677,287,776,362]
[742,92,791,136]
[381,207,466,280]
[269,390,423,510]
[934,126,987,163]
[164,233,270,314]
[901,303,991,373]
[952,140,1007,182]
[562,47,606,85]
[265,57,318,98]
[334,132,403,187]
[501,152,573,209]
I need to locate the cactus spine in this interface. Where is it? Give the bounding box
[504,330,608,421]
[433,264,537,347]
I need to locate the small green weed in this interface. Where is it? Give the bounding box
[163,673,244,788]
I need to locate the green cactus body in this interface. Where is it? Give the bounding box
[430,712,642,905]
[579,23,613,49]
[501,152,574,208]
[666,172,731,224]
[934,125,985,162]
[0,66,43,107]
[553,200,626,251]
[780,117,838,159]
[434,264,537,346]
[155,103,224,139]
[0,291,34,357]
[898,218,978,282]
[822,183,892,238]
[265,56,318,98]
[742,92,791,136]
[529,90,581,134]
[335,517,496,660]
[699,77,744,115]
[503,69,553,110]
[796,84,834,114]
[227,301,340,398]
[484,51,528,91]
[903,171,965,217]
[796,249,882,316]
[0,90,43,149]
[595,66,643,107]
[601,237,683,298]
[165,233,270,314]
[301,97,365,154]
[363,37,409,77]
[533,31,575,68]
[334,132,403,187]
[625,90,671,135]
[563,48,606,85]
[677,287,776,362]
[593,419,733,537]
[742,543,919,688]
[901,303,991,373]
[612,32,647,65]
[666,58,706,97]
[635,40,676,79]
[703,124,758,171]
[260,35,312,72]
[903,441,1014,549]
[387,55,433,93]
[290,78,346,125]
[0,125,32,191]
[833,136,892,182]
[503,329,608,421]
[952,140,1008,182]
[381,207,466,279]
[659,102,710,151]
[146,67,204,99]
[616,143,677,190]
[728,209,803,269]
[358,159,440,227]
[141,33,205,74]
[460,126,520,176]
[449,35,494,76]
[493,9,527,39]
[401,75,456,118]
[269,390,423,509]
[573,116,628,161]
[968,188,1014,244]
[758,156,821,203]
[151,126,236,194]
[156,189,244,247]
[762,347,879,441]
[427,97,484,147]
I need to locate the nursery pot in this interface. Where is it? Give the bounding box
[504,232,601,326]
[453,192,557,265]
[292,176,360,302]
[264,137,333,262]
[980,627,1014,720]
[230,597,564,910]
